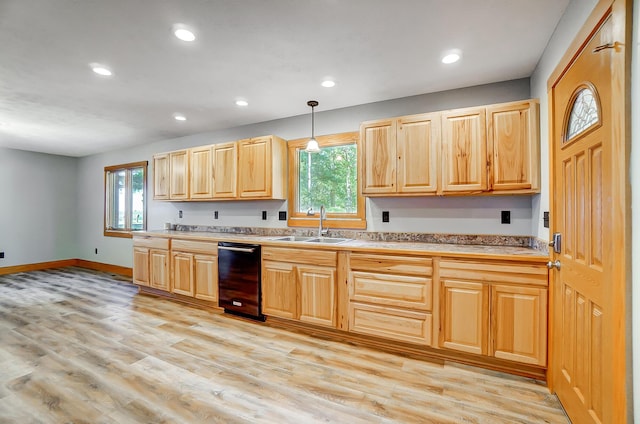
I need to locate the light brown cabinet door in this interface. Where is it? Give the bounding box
[133,247,150,286]
[262,261,297,319]
[487,100,539,192]
[238,137,271,198]
[194,254,218,302]
[189,146,213,199]
[298,265,336,327]
[169,150,189,200]
[440,279,489,355]
[153,154,169,200]
[213,142,237,199]
[491,284,547,366]
[397,113,440,194]
[150,249,170,291]
[171,252,194,296]
[360,119,397,194]
[441,107,487,193]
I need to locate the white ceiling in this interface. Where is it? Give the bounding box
[0,0,570,157]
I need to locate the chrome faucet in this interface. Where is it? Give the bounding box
[318,205,329,237]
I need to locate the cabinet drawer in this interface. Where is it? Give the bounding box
[171,239,218,255]
[351,271,432,310]
[133,237,169,250]
[350,253,431,276]
[440,259,547,286]
[262,247,337,267]
[349,302,432,345]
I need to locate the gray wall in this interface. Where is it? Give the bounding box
[0,147,78,267]
[74,79,533,268]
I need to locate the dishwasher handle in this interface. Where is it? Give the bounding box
[218,246,256,253]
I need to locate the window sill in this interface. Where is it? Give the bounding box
[287,216,366,230]
[104,230,134,239]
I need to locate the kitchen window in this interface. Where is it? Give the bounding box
[104,161,147,238]
[287,132,366,229]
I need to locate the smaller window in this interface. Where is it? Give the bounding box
[565,86,600,142]
[104,161,148,238]
[288,132,366,229]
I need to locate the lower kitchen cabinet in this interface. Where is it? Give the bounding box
[439,259,548,366]
[261,247,337,328]
[133,236,170,291]
[170,239,218,302]
[348,253,434,346]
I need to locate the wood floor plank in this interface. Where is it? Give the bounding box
[0,267,568,423]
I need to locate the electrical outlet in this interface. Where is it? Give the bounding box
[279,211,287,221]
[501,210,511,224]
[0,252,4,259]
[382,211,390,223]
[543,211,550,228]
[95,248,98,254]
[214,211,219,219]
[261,211,267,220]
[179,210,183,219]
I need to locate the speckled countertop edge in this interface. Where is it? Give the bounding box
[136,226,549,261]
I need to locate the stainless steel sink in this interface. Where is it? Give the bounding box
[272,236,317,242]
[304,237,351,244]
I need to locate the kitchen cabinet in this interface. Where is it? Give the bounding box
[213,142,237,199]
[360,113,439,195]
[348,253,434,345]
[487,100,540,193]
[189,145,213,199]
[238,135,287,199]
[133,236,170,291]
[153,153,169,200]
[262,247,337,327]
[170,239,218,302]
[169,150,189,200]
[439,259,548,366]
[441,106,488,193]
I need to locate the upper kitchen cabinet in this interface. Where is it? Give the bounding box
[153,153,169,200]
[169,150,189,200]
[360,113,439,196]
[487,100,540,193]
[238,135,287,199]
[189,145,213,199]
[213,142,238,199]
[441,106,488,194]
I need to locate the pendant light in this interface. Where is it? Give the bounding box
[305,100,320,153]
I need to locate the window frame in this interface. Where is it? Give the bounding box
[287,131,366,229]
[104,161,148,238]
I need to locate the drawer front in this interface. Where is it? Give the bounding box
[351,271,432,310]
[440,259,547,286]
[171,239,218,255]
[349,302,432,345]
[133,237,169,250]
[350,253,432,276]
[262,247,337,267]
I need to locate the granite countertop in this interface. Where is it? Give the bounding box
[136,230,549,262]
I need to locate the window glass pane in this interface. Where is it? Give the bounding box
[297,144,357,214]
[108,170,126,230]
[566,87,599,141]
[131,167,145,230]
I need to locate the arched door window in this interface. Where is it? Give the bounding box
[564,85,600,142]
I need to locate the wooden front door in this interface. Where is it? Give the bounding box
[549,2,628,423]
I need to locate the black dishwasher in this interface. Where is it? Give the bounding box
[217,242,264,320]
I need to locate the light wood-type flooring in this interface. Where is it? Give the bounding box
[0,267,569,423]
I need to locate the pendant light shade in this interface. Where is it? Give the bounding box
[305,100,320,153]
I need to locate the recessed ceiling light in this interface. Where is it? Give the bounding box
[441,50,462,64]
[174,114,187,121]
[235,100,249,107]
[89,63,112,76]
[173,24,196,42]
[321,79,336,88]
